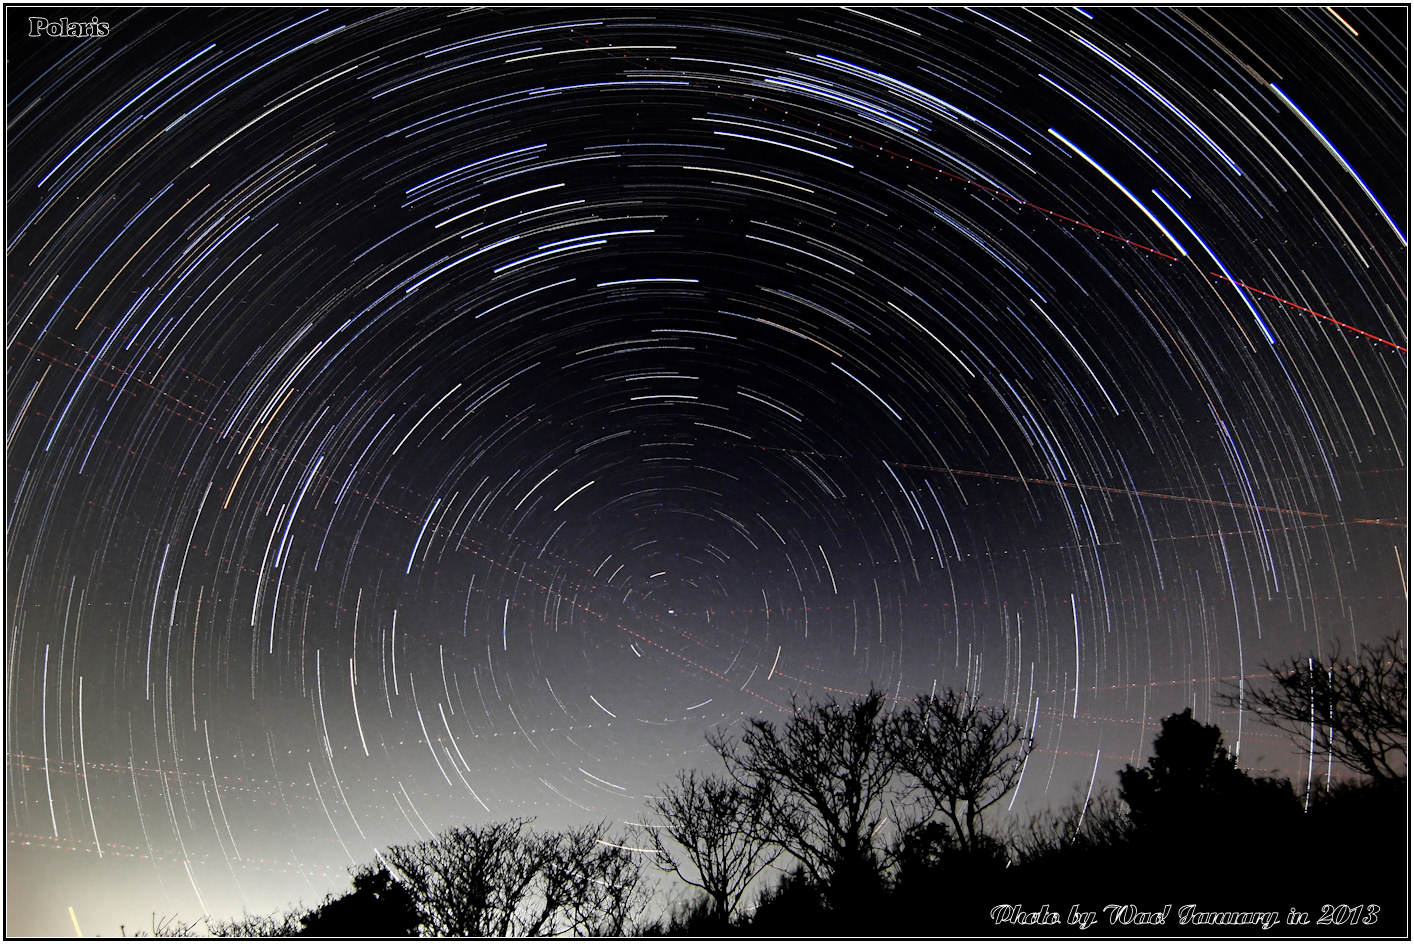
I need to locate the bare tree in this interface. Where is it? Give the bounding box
[889,689,1031,852]
[708,688,898,897]
[645,769,780,926]
[382,818,647,936]
[382,819,524,935]
[1225,634,1407,782]
[544,823,650,937]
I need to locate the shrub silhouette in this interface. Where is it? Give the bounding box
[205,910,303,937]
[298,866,419,937]
[634,892,725,936]
[738,865,831,937]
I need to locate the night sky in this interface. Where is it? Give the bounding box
[4,6,1408,937]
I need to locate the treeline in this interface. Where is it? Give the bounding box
[144,636,1405,937]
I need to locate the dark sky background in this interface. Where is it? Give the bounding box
[4,5,1407,937]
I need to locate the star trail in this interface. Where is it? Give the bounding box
[4,6,1407,936]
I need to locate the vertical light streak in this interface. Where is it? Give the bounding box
[1009,695,1041,812]
[1070,594,1081,719]
[819,544,838,593]
[146,544,171,700]
[1305,658,1317,812]
[350,658,369,756]
[308,761,355,866]
[273,455,324,570]
[77,676,100,857]
[183,859,211,917]
[42,644,58,837]
[204,720,241,859]
[1075,744,1102,834]
[406,496,441,574]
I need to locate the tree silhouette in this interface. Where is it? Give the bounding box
[889,688,1031,853]
[382,818,647,936]
[1226,634,1408,782]
[708,688,897,903]
[551,823,650,937]
[382,819,525,936]
[645,769,779,928]
[1119,708,1298,837]
[186,683,1403,939]
[298,865,419,937]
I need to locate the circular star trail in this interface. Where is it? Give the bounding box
[5,7,1407,935]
